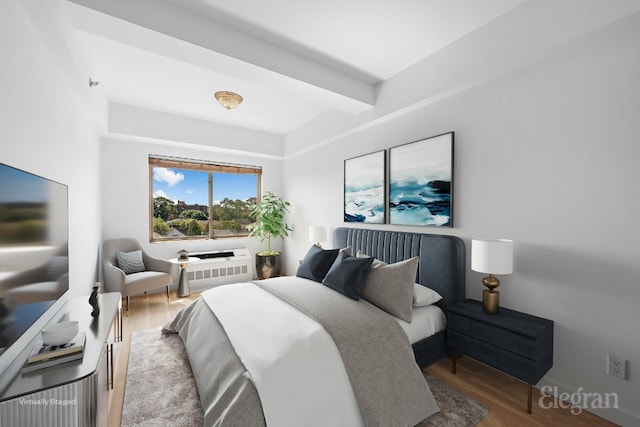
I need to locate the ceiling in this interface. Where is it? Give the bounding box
[62,0,527,136]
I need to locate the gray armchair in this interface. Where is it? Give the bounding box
[103,238,172,311]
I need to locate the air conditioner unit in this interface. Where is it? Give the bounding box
[185,248,252,291]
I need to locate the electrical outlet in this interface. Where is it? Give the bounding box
[607,354,627,380]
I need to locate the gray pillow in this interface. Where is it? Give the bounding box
[358,253,418,322]
[116,250,146,274]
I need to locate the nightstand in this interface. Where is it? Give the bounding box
[447,299,553,413]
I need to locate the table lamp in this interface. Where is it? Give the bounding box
[177,249,189,261]
[309,226,327,248]
[471,239,513,314]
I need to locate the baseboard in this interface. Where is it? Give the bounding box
[536,378,639,426]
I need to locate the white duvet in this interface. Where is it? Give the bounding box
[202,283,364,427]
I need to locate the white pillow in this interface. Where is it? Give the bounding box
[413,283,443,306]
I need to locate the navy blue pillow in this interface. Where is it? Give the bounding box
[296,245,340,282]
[322,252,374,300]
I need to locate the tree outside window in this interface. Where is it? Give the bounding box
[149,156,261,241]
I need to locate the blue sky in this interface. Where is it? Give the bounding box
[0,163,48,203]
[152,167,257,205]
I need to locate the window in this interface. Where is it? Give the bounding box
[149,156,261,241]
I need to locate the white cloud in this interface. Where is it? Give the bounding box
[153,167,184,186]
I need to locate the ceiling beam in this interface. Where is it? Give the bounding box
[64,0,375,113]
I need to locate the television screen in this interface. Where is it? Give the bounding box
[0,163,69,357]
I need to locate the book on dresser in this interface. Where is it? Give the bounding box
[22,351,85,374]
[22,332,86,373]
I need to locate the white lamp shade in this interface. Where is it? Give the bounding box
[309,226,327,243]
[471,239,513,275]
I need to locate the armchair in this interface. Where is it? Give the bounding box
[103,238,173,310]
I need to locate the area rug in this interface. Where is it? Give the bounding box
[121,328,488,427]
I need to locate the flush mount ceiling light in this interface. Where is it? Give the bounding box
[214,91,243,110]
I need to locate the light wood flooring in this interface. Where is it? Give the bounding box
[109,292,616,427]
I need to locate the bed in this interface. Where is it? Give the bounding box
[334,227,466,368]
[164,227,466,426]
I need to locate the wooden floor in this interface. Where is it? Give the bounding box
[109,292,616,427]
[426,357,616,426]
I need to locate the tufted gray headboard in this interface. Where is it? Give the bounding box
[334,227,466,312]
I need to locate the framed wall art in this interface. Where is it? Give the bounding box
[389,132,454,227]
[344,150,386,223]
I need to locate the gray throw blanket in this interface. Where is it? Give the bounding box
[165,277,439,426]
[255,277,438,426]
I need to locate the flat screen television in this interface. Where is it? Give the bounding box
[0,162,69,378]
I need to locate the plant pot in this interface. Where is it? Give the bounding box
[256,254,282,279]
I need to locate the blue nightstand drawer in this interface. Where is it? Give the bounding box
[448,312,471,332]
[449,311,546,359]
[498,348,553,384]
[447,330,498,367]
[470,320,539,359]
[447,300,554,385]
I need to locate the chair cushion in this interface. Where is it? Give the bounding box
[117,250,146,274]
[125,271,171,296]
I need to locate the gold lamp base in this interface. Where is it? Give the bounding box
[482,274,500,314]
[483,289,500,314]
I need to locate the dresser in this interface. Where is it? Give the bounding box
[447,299,553,413]
[0,292,122,427]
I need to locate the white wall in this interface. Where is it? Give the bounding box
[0,0,101,298]
[100,136,284,279]
[283,14,640,426]
[109,104,284,158]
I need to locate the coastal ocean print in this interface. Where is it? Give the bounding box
[344,150,386,223]
[389,132,453,227]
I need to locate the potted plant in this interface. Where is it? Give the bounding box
[248,192,292,279]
